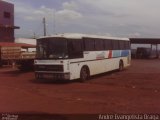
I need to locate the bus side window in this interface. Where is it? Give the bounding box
[105,40,112,50]
[112,40,119,50]
[68,39,83,58]
[95,39,104,51]
[119,41,125,50]
[84,38,95,51]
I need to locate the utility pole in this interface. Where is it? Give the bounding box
[43,17,47,36]
[33,32,36,39]
[53,9,56,34]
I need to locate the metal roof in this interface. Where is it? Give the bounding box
[0,42,36,48]
[130,38,160,44]
[0,25,20,29]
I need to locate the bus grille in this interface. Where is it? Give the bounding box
[35,65,63,72]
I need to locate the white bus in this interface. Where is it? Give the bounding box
[34,33,131,82]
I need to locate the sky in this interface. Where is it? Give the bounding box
[3,0,160,38]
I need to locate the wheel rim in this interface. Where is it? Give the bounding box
[81,67,88,81]
[119,62,123,71]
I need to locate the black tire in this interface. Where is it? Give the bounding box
[119,60,124,71]
[80,66,90,82]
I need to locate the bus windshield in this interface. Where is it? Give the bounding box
[36,38,68,59]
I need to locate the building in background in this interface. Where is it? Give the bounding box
[0,0,19,42]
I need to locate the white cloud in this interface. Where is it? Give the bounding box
[13,1,82,23]
[3,0,160,37]
[62,1,78,10]
[9,0,83,37]
[74,0,160,37]
[2,0,12,2]
[14,4,55,22]
[56,9,82,21]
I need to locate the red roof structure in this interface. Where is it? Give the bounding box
[0,42,36,48]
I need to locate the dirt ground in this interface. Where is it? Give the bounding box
[0,59,160,115]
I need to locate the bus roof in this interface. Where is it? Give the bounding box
[38,33,129,41]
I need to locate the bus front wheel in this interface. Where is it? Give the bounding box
[80,66,90,82]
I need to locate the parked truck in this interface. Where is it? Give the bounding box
[0,42,36,70]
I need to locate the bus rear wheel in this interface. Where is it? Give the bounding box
[119,60,124,71]
[80,66,90,82]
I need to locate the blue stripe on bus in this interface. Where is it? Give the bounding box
[112,50,130,58]
[121,50,130,57]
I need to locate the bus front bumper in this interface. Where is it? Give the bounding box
[35,71,70,80]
